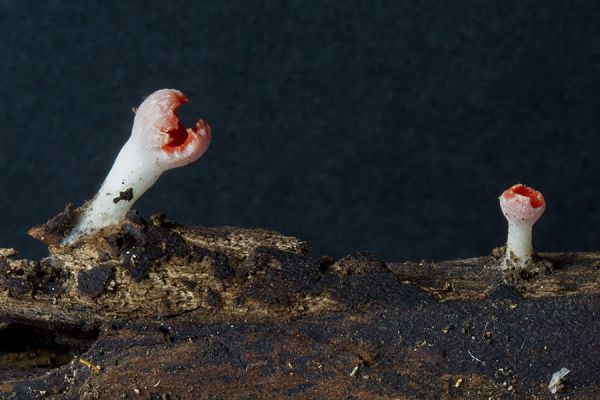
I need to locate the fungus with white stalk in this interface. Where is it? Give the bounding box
[498,183,546,269]
[64,89,211,243]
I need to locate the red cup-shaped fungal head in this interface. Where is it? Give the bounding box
[499,184,546,225]
[132,89,212,170]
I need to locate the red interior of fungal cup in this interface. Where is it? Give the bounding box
[164,112,192,150]
[503,184,545,208]
[162,98,195,153]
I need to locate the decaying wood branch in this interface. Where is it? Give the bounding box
[0,209,599,399]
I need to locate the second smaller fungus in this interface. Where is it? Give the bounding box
[499,183,546,270]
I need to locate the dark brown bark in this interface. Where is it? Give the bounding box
[0,211,599,399]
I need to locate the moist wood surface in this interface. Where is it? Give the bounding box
[0,211,599,399]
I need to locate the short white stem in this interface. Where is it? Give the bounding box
[64,139,163,243]
[505,222,534,265]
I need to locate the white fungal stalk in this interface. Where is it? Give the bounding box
[64,89,211,243]
[499,183,546,269]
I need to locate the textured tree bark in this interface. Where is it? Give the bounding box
[0,210,599,399]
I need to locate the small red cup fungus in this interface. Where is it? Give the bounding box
[64,89,211,243]
[499,183,546,269]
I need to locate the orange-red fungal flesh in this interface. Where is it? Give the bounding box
[155,94,210,154]
[502,184,545,208]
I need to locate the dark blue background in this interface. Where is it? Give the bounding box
[1,1,599,262]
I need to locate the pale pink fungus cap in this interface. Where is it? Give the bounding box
[499,184,546,226]
[133,89,211,169]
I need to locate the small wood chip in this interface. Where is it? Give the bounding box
[78,358,101,373]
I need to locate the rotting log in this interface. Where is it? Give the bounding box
[0,210,599,399]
